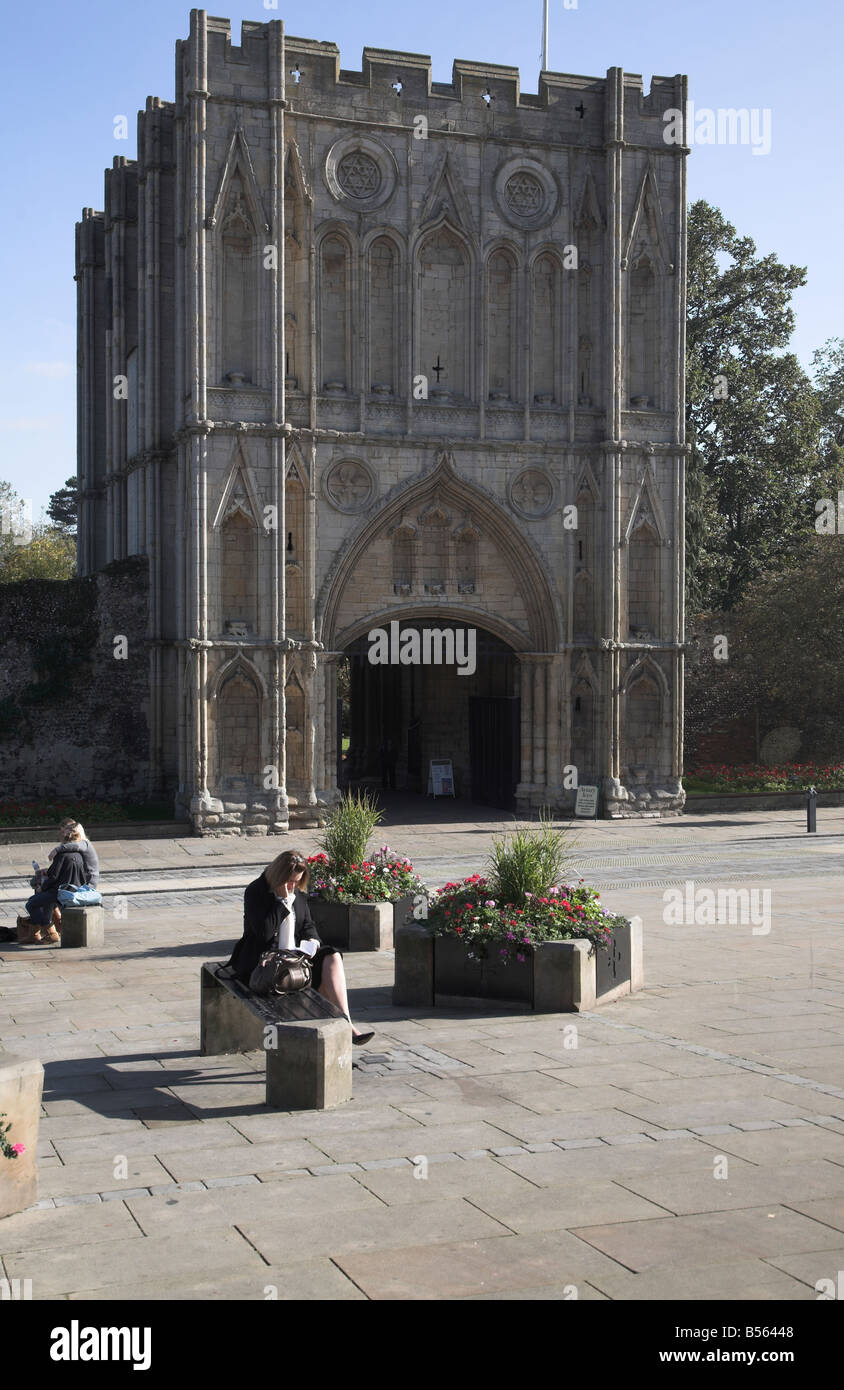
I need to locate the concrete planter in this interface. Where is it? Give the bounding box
[394,919,642,1013]
[434,935,533,1005]
[308,897,393,951]
[0,1055,44,1219]
[392,893,421,933]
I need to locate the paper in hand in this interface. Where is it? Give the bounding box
[297,940,319,958]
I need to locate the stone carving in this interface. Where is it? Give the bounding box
[505,172,543,215]
[325,459,373,513]
[510,467,554,518]
[325,135,397,210]
[494,157,558,230]
[337,152,381,199]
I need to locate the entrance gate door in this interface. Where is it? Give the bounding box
[468,695,520,810]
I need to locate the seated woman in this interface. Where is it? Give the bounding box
[228,849,374,1046]
[50,819,100,887]
[18,823,88,944]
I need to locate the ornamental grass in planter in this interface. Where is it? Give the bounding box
[307,792,427,949]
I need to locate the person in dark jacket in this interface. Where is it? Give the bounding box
[51,820,99,887]
[228,849,374,1045]
[19,825,87,944]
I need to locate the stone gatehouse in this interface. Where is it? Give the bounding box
[75,11,688,832]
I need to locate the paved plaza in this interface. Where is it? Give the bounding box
[1,805,843,1300]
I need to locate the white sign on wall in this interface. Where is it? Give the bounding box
[575,784,599,818]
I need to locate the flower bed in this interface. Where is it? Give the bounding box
[685,763,844,795]
[396,867,639,1012]
[424,874,626,967]
[307,846,425,904]
[307,846,427,952]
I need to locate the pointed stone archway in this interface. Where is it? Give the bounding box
[314,455,564,811]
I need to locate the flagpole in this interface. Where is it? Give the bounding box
[542,0,550,71]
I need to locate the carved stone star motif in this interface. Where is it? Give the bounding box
[337,152,381,199]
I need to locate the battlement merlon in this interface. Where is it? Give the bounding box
[177,9,686,143]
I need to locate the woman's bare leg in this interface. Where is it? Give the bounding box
[317,953,361,1034]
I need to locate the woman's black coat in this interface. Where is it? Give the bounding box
[43,844,88,891]
[228,873,321,985]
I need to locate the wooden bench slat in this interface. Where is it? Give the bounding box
[209,964,346,1024]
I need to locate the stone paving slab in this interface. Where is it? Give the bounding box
[153,1138,331,1184]
[467,1281,611,1300]
[351,1155,537,1206]
[309,1120,523,1165]
[467,1177,672,1233]
[38,1154,174,1200]
[585,1257,818,1302]
[780,1197,844,1232]
[124,1171,382,1236]
[495,1139,759,1185]
[610,1160,844,1216]
[330,1228,634,1300]
[240,1196,512,1263]
[67,1259,367,1302]
[573,1205,844,1273]
[49,1118,255,1164]
[766,1247,844,1293]
[692,1126,844,1166]
[4,1228,265,1299]
[0,1199,142,1256]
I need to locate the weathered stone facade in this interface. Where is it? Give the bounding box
[0,559,150,802]
[76,12,688,832]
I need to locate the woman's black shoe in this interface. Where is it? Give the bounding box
[352,1030,375,1047]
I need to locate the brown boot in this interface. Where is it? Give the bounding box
[51,906,62,934]
[42,925,60,945]
[16,917,39,944]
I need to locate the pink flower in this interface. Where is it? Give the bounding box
[12,1143,24,1155]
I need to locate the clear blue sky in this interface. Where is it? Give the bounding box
[1,0,841,515]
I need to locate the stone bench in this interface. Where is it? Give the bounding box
[200,962,352,1110]
[60,905,105,948]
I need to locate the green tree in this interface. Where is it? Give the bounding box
[46,475,79,533]
[0,480,76,582]
[685,202,836,612]
[729,537,844,758]
[812,337,844,475]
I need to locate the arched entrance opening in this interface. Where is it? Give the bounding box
[340,622,520,809]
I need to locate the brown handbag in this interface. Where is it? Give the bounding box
[249,948,312,996]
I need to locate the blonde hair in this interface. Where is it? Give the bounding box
[265,850,310,895]
[59,820,83,842]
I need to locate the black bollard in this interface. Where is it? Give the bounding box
[807,786,817,834]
